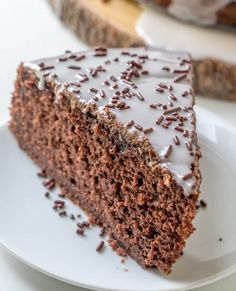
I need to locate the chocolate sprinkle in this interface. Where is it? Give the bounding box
[182,90,190,97]
[94,47,107,52]
[70,82,81,87]
[158,83,168,89]
[58,57,68,62]
[68,66,81,70]
[200,199,207,208]
[70,214,75,220]
[168,93,177,101]
[40,66,54,71]
[110,75,117,82]
[144,128,153,134]
[173,69,190,74]
[173,136,180,145]
[182,173,193,180]
[99,89,105,98]
[96,241,105,252]
[89,87,98,93]
[55,200,65,207]
[38,62,45,68]
[43,179,55,190]
[59,211,67,217]
[156,116,164,125]
[166,116,177,121]
[173,74,187,83]
[149,104,157,109]
[126,120,134,128]
[134,124,143,131]
[141,70,149,75]
[186,141,192,151]
[163,145,173,159]
[136,92,145,101]
[175,126,184,132]
[155,87,164,93]
[45,192,50,198]
[163,107,181,115]
[75,55,86,61]
[121,51,130,56]
[183,130,189,137]
[72,89,81,94]
[94,52,107,57]
[162,66,170,71]
[138,55,148,59]
[68,54,77,59]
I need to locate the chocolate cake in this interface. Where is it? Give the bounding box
[48,0,236,101]
[142,0,236,27]
[10,47,201,274]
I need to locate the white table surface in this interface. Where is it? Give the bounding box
[1,1,236,290]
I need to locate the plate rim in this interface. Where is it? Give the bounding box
[1,238,236,291]
[1,107,236,291]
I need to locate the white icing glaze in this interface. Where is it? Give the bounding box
[168,0,235,26]
[136,10,236,63]
[23,48,198,196]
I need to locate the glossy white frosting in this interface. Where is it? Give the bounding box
[24,48,199,196]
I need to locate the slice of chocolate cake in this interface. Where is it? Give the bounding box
[10,47,201,274]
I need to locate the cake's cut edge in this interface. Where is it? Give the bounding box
[10,47,201,274]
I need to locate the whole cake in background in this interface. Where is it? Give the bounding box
[10,47,201,274]
[142,0,236,26]
[48,0,236,101]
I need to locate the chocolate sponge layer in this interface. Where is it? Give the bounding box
[10,64,201,274]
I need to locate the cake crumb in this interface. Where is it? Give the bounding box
[99,228,105,237]
[108,238,127,257]
[196,199,207,210]
[37,170,47,178]
[70,214,75,220]
[43,179,55,190]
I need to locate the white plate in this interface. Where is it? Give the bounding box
[0,106,236,291]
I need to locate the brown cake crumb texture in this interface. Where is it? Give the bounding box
[10,48,201,274]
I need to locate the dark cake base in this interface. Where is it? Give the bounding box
[10,64,201,274]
